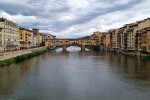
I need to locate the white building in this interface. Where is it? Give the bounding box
[0,18,19,52]
[31,32,36,47]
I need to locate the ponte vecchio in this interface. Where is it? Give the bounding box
[45,38,99,51]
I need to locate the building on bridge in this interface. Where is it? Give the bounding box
[45,39,99,51]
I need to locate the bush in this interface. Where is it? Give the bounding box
[144,56,150,60]
[0,58,16,67]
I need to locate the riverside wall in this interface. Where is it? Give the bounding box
[99,47,150,58]
[0,47,46,61]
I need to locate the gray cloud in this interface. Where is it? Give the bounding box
[0,0,150,38]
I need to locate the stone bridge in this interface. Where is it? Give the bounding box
[45,39,99,51]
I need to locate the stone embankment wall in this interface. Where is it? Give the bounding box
[0,47,46,61]
[100,47,149,58]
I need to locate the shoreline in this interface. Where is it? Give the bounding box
[0,49,48,67]
[1,47,149,67]
[0,47,45,61]
[106,49,150,60]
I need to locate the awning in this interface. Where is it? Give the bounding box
[6,41,20,47]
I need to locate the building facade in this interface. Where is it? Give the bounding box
[32,28,42,47]
[105,32,111,49]
[90,31,103,45]
[45,34,56,48]
[101,34,106,48]
[126,23,138,51]
[19,27,32,49]
[0,18,19,52]
[31,32,36,47]
[89,18,150,55]
[139,27,150,53]
[111,29,120,50]
[139,20,150,53]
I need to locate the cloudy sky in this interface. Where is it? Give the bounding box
[0,0,150,38]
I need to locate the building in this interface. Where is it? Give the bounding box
[45,34,56,48]
[120,24,130,51]
[101,34,106,48]
[0,18,19,52]
[41,33,56,46]
[117,28,124,50]
[107,30,113,49]
[137,18,150,53]
[138,18,150,30]
[90,31,103,45]
[32,28,42,47]
[110,29,120,50]
[19,27,32,49]
[139,27,150,53]
[31,32,36,47]
[126,23,138,51]
[41,33,56,47]
[105,32,111,49]
[41,33,46,46]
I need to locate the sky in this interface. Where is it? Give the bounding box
[0,0,150,38]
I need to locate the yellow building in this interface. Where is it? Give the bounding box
[138,18,150,30]
[19,27,32,49]
[90,31,103,45]
[0,18,19,52]
[138,18,150,52]
[139,27,150,53]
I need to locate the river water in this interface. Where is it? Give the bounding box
[0,47,150,100]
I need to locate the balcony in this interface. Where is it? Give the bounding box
[139,27,150,34]
[5,41,19,47]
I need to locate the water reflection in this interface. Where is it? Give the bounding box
[0,56,43,96]
[0,49,150,100]
[100,52,150,86]
[56,46,90,52]
[0,61,31,96]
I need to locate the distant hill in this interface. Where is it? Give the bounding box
[78,36,90,39]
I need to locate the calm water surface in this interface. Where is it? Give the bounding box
[0,47,150,100]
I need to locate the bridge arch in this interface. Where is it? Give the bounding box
[62,45,85,51]
[46,38,99,51]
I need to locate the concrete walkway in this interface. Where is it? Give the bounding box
[0,47,46,61]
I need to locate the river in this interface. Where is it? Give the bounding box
[0,46,150,100]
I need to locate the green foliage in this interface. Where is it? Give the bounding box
[86,46,94,49]
[0,58,16,67]
[0,49,47,67]
[144,56,150,60]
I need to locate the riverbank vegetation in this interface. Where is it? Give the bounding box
[143,55,150,60]
[0,49,47,67]
[87,46,100,51]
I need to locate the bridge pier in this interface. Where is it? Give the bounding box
[81,45,85,51]
[63,45,67,51]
